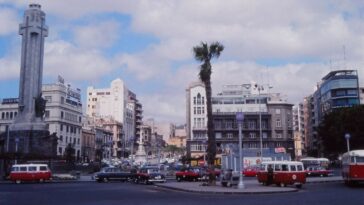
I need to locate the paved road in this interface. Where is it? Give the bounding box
[0,181,363,205]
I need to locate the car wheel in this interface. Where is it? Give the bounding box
[15,180,21,184]
[192,177,197,182]
[39,179,44,183]
[177,177,181,182]
[296,184,302,188]
[103,178,108,183]
[280,183,286,187]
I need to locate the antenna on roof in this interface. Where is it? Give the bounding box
[343,45,347,70]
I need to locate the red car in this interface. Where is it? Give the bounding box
[243,166,259,177]
[175,168,201,182]
[305,166,332,177]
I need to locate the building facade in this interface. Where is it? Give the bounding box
[305,70,361,155]
[86,78,142,148]
[186,82,294,161]
[293,103,305,158]
[42,81,83,159]
[81,128,96,162]
[0,79,83,159]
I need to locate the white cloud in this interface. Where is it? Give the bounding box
[73,21,120,49]
[0,54,20,80]
[0,8,19,36]
[44,40,114,80]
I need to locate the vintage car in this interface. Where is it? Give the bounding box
[135,166,166,184]
[305,166,333,177]
[243,166,259,177]
[94,167,136,182]
[175,168,201,182]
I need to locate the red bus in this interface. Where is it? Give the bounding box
[342,150,364,186]
[10,164,52,184]
[257,161,306,188]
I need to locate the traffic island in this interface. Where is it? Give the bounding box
[154,181,298,194]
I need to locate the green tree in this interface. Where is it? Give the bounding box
[193,42,224,185]
[318,105,364,159]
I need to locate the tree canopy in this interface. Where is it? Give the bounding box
[318,105,364,158]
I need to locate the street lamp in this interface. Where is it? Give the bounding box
[15,137,19,164]
[236,112,245,189]
[345,133,351,152]
[255,84,264,164]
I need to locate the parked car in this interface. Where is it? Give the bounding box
[135,166,166,184]
[94,167,136,182]
[175,168,201,182]
[305,166,333,177]
[243,166,259,177]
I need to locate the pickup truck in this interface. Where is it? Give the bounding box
[94,167,136,182]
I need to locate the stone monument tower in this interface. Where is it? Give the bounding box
[6,4,56,158]
[11,3,48,131]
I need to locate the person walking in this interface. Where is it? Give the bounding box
[267,164,274,185]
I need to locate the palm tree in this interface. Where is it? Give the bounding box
[193,42,224,185]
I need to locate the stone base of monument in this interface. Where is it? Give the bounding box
[5,130,57,159]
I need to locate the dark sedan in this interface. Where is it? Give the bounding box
[94,167,136,182]
[305,166,333,177]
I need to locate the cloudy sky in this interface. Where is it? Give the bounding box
[0,0,364,124]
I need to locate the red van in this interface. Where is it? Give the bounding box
[342,150,364,186]
[10,164,52,184]
[257,161,306,188]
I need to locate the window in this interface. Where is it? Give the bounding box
[202,107,205,114]
[248,121,255,129]
[202,97,205,104]
[1,112,4,119]
[297,165,303,171]
[193,107,196,114]
[249,133,256,138]
[275,109,281,114]
[61,111,64,119]
[276,133,282,138]
[197,107,201,114]
[66,126,69,133]
[45,110,50,118]
[227,133,233,138]
[60,124,63,131]
[45,96,52,103]
[11,167,19,172]
[276,119,281,127]
[274,164,282,171]
[59,147,62,154]
[66,137,68,143]
[59,135,63,141]
[61,97,65,104]
[20,167,27,171]
[29,166,37,171]
[40,166,48,171]
[193,97,196,105]
[77,138,80,145]
[290,165,296,171]
[282,164,288,171]
[262,132,268,139]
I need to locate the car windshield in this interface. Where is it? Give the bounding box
[147,168,160,174]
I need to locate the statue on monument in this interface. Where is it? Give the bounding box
[34,93,46,118]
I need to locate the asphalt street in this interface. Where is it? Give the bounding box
[0,181,363,205]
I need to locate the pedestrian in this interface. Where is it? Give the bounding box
[267,164,274,185]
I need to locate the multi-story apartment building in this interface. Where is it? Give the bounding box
[305,70,361,155]
[186,82,294,161]
[86,78,142,151]
[0,79,83,159]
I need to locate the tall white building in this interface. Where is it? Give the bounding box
[86,79,137,142]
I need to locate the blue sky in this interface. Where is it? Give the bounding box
[1,0,364,123]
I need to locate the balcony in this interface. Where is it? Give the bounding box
[192,126,207,131]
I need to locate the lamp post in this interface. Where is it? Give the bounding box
[255,84,264,164]
[236,112,245,189]
[345,133,351,152]
[15,137,19,164]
